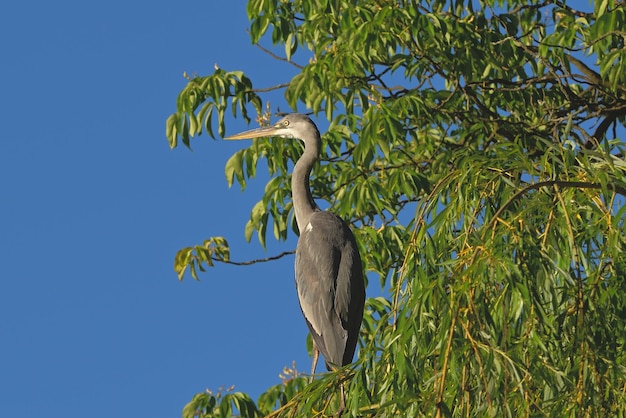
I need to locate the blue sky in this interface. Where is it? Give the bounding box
[0,0,599,417]
[0,1,315,416]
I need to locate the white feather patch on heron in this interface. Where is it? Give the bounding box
[305,222,313,232]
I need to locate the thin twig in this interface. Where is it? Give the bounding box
[251,83,291,93]
[248,29,304,69]
[214,250,295,266]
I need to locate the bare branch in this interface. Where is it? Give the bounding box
[248,30,304,69]
[553,0,594,18]
[214,250,295,266]
[251,83,291,93]
[588,105,626,147]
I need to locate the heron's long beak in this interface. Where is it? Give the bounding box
[224,125,282,140]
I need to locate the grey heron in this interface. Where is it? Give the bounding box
[225,114,366,388]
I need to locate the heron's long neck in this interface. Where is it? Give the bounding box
[292,139,320,232]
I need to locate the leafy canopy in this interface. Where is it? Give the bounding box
[167,0,626,416]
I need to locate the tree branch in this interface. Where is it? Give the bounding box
[213,250,295,266]
[248,30,304,69]
[588,105,626,148]
[251,83,291,93]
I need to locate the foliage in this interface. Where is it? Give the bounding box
[168,0,626,416]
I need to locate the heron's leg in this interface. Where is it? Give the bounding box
[309,346,319,383]
[336,383,346,417]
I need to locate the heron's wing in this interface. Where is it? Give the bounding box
[334,238,360,326]
[332,220,366,366]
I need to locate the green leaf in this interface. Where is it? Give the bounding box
[225,149,245,189]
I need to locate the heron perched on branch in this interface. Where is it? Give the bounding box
[226,113,366,410]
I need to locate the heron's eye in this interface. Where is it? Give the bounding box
[283,120,290,127]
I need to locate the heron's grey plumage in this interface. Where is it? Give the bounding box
[296,211,364,369]
[225,113,366,374]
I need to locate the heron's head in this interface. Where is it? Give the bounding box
[225,113,320,145]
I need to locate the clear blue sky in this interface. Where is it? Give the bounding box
[0,1,597,416]
[0,1,317,416]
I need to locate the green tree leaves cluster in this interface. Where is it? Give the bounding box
[168,0,626,416]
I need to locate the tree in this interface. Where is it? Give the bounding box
[167,0,626,416]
